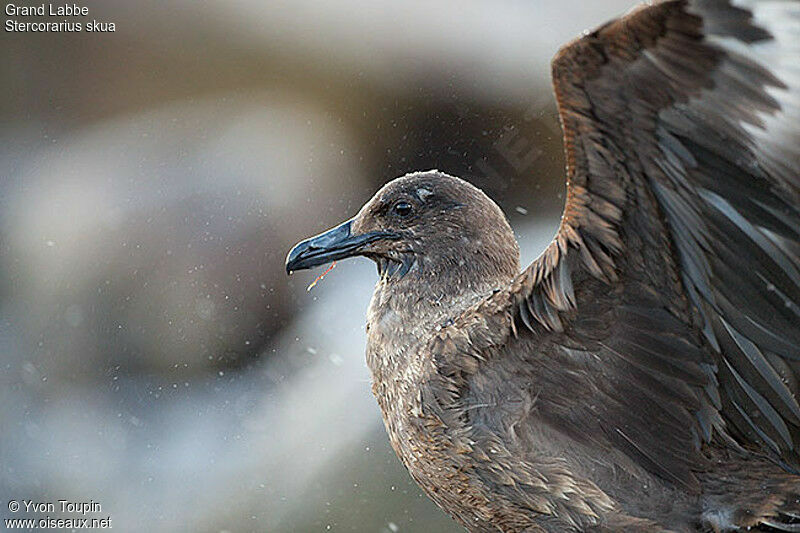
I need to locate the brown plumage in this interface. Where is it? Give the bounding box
[285,0,800,531]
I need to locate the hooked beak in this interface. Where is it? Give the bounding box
[285,219,398,274]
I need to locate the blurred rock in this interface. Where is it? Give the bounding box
[1,92,366,380]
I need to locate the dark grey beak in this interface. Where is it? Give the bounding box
[285,219,397,274]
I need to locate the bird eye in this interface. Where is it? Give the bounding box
[392,201,413,217]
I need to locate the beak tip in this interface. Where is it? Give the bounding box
[284,219,354,275]
[285,239,308,274]
[284,218,394,277]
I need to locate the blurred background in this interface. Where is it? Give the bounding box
[1,1,636,531]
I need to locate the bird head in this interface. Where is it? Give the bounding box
[286,170,520,289]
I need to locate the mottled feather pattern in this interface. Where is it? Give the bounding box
[284,0,800,530]
[428,0,800,529]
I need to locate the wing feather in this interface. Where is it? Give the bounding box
[507,0,800,485]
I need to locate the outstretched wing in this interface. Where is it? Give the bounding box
[507,0,800,488]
